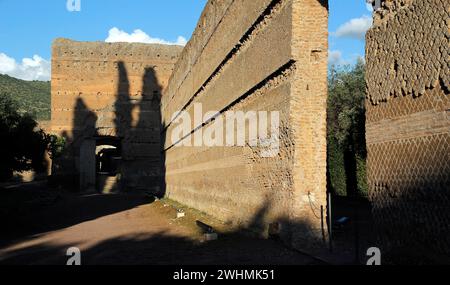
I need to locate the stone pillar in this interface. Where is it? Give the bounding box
[79,139,96,192]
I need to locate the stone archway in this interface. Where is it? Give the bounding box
[79,136,122,193]
[95,136,122,194]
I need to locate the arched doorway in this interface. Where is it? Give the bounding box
[95,136,122,193]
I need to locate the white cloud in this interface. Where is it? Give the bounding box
[105,27,187,46]
[366,2,374,12]
[0,53,50,81]
[329,50,345,66]
[328,50,365,67]
[334,15,373,40]
[0,53,16,73]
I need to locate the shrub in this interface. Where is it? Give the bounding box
[0,93,50,181]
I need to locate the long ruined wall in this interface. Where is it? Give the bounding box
[51,39,182,192]
[161,0,329,252]
[366,0,450,263]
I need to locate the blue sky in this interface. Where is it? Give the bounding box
[0,0,372,81]
[329,0,373,66]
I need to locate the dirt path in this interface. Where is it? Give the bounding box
[0,192,321,265]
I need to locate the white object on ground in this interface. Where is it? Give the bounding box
[204,232,218,241]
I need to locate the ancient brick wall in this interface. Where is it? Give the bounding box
[161,0,329,253]
[366,0,450,263]
[51,39,182,192]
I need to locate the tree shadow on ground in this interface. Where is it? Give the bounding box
[0,198,327,265]
[0,232,325,265]
[0,191,153,248]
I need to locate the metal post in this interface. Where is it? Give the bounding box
[328,191,333,252]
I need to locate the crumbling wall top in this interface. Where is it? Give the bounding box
[365,0,449,104]
[52,38,184,61]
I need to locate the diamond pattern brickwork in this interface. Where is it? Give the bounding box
[366,0,450,263]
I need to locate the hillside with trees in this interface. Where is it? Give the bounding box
[0,74,50,121]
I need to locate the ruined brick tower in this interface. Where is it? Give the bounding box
[51,39,182,193]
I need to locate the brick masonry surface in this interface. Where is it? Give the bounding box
[160,0,329,254]
[366,0,450,263]
[51,39,182,192]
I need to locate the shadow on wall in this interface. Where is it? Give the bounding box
[318,0,328,8]
[371,171,450,264]
[69,61,166,195]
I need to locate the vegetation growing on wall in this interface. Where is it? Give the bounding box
[327,59,367,197]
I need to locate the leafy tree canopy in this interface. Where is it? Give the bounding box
[327,59,367,197]
[0,93,50,181]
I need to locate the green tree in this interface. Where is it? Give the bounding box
[327,59,367,197]
[48,134,66,160]
[0,93,51,181]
